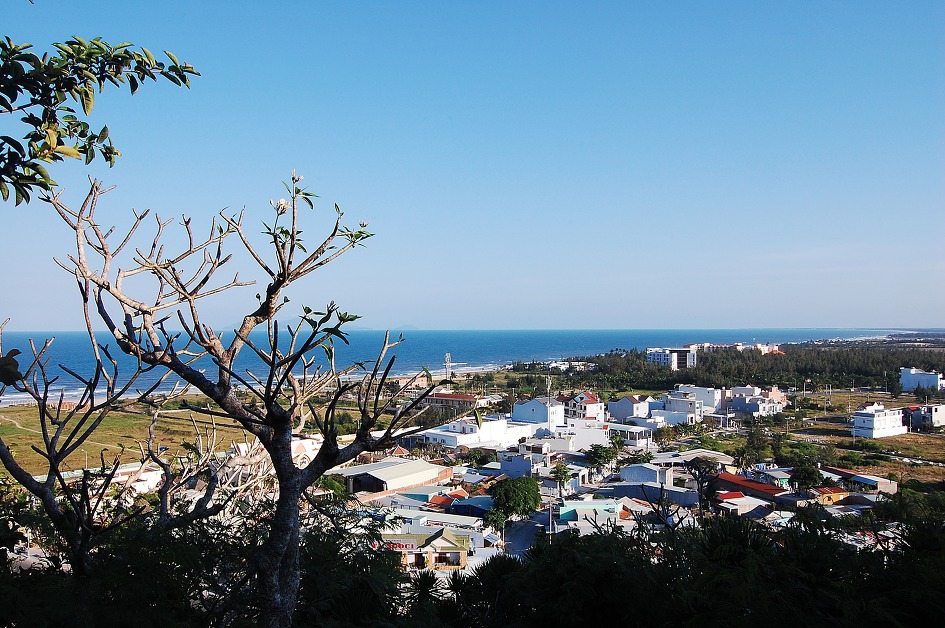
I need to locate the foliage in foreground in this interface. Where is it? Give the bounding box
[5,493,945,627]
[401,512,945,628]
[1,36,197,204]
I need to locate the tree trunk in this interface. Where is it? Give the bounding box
[254,472,302,628]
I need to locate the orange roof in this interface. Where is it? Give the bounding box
[428,495,455,507]
[715,472,788,497]
[812,486,847,495]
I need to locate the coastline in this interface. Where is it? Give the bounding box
[4,328,937,406]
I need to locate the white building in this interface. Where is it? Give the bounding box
[417,392,493,412]
[419,416,537,449]
[851,403,907,439]
[731,385,762,397]
[651,448,735,469]
[687,342,780,355]
[728,394,785,418]
[549,360,591,372]
[675,385,725,413]
[549,418,652,451]
[497,442,553,479]
[619,463,672,485]
[646,347,698,370]
[557,391,607,421]
[512,397,565,433]
[900,367,945,392]
[649,409,699,427]
[607,423,653,449]
[607,394,661,421]
[662,390,705,421]
[913,404,945,430]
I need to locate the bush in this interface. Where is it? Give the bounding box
[840,452,865,467]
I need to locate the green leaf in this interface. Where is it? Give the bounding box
[79,87,94,115]
[0,181,8,202]
[54,145,82,159]
[32,162,51,183]
[164,50,180,66]
[97,125,109,142]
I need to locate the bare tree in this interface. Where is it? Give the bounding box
[0,320,254,575]
[40,173,437,626]
[0,323,232,574]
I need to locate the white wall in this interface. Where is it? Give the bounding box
[901,367,945,391]
[677,385,724,413]
[851,405,907,438]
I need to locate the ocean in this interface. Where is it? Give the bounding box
[0,328,907,404]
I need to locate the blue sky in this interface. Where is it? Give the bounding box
[2,1,943,331]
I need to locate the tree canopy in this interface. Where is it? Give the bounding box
[550,461,571,496]
[490,476,541,518]
[1,36,198,204]
[790,464,824,490]
[584,443,618,474]
[551,344,945,394]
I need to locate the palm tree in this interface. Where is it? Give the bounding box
[550,461,571,497]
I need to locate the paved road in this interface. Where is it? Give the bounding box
[503,512,545,556]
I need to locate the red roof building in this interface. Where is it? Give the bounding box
[711,472,791,502]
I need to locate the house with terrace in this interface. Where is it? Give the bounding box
[557,390,607,422]
[380,528,471,571]
[850,403,908,439]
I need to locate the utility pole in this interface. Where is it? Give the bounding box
[546,373,553,546]
[548,497,553,545]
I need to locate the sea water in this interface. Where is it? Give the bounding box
[0,327,907,404]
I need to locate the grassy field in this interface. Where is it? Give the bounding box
[791,420,945,484]
[0,401,249,476]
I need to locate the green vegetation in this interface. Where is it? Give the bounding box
[4,452,945,626]
[0,402,248,474]
[489,476,541,519]
[550,461,571,496]
[584,443,618,474]
[464,447,497,467]
[549,345,945,394]
[1,37,197,204]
